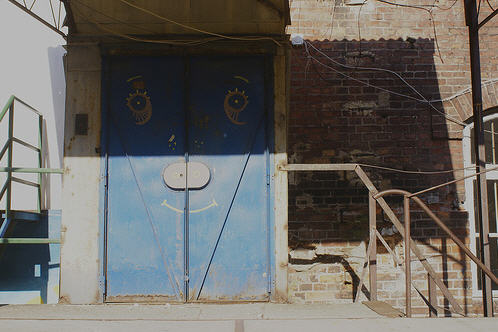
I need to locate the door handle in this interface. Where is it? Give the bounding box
[163,162,211,190]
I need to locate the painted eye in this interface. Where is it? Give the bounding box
[130,95,146,110]
[224,88,248,125]
[228,93,246,109]
[126,91,152,125]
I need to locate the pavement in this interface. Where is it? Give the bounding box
[0,303,496,332]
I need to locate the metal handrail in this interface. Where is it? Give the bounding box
[0,95,15,122]
[0,167,64,174]
[0,96,62,244]
[281,163,495,317]
[0,95,41,121]
[372,189,498,317]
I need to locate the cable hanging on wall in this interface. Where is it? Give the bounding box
[304,41,469,127]
[71,0,283,46]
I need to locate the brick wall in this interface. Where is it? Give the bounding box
[286,0,498,316]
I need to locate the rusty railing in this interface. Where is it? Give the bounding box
[280,163,497,317]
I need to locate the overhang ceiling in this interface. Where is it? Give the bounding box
[65,0,290,38]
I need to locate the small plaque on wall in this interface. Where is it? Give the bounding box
[75,113,88,136]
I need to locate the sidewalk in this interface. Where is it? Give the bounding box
[0,303,495,331]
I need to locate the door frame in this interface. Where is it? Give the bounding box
[98,47,288,302]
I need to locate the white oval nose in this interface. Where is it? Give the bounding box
[163,162,211,190]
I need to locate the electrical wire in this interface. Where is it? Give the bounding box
[73,5,224,46]
[373,0,440,10]
[357,163,475,175]
[116,0,281,46]
[345,0,459,10]
[357,0,369,57]
[72,0,282,46]
[334,0,498,116]
[409,164,498,197]
[305,42,424,102]
[71,0,158,35]
[431,78,498,103]
[307,43,498,144]
[308,53,472,131]
[327,0,339,40]
[373,0,444,63]
[306,42,430,103]
[304,41,468,126]
[307,43,498,135]
[307,46,424,102]
[74,0,496,128]
[435,0,459,10]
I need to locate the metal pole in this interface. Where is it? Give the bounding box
[428,274,437,317]
[404,196,411,318]
[464,0,493,317]
[37,115,43,213]
[1,103,15,237]
[6,103,14,221]
[369,193,377,301]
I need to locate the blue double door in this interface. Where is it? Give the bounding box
[104,56,273,302]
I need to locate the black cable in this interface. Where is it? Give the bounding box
[435,0,459,10]
[373,0,444,63]
[357,0,368,58]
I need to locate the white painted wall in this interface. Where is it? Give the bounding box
[0,2,66,210]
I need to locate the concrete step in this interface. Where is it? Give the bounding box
[0,304,495,332]
[1,210,42,222]
[0,303,381,320]
[0,210,42,237]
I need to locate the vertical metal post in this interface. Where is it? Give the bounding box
[37,115,43,213]
[6,103,14,220]
[183,56,190,302]
[404,196,411,317]
[369,193,377,301]
[464,0,494,317]
[428,273,438,317]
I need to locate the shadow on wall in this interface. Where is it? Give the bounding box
[0,212,61,304]
[48,46,66,167]
[288,38,469,313]
[44,46,66,210]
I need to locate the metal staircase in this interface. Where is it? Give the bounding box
[0,95,62,245]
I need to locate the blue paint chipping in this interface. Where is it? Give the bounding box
[104,56,274,302]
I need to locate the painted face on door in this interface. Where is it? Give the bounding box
[105,56,272,302]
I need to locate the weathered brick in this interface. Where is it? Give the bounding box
[287,0,498,316]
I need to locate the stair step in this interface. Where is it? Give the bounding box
[1,211,42,222]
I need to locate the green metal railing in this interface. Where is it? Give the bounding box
[0,95,63,244]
